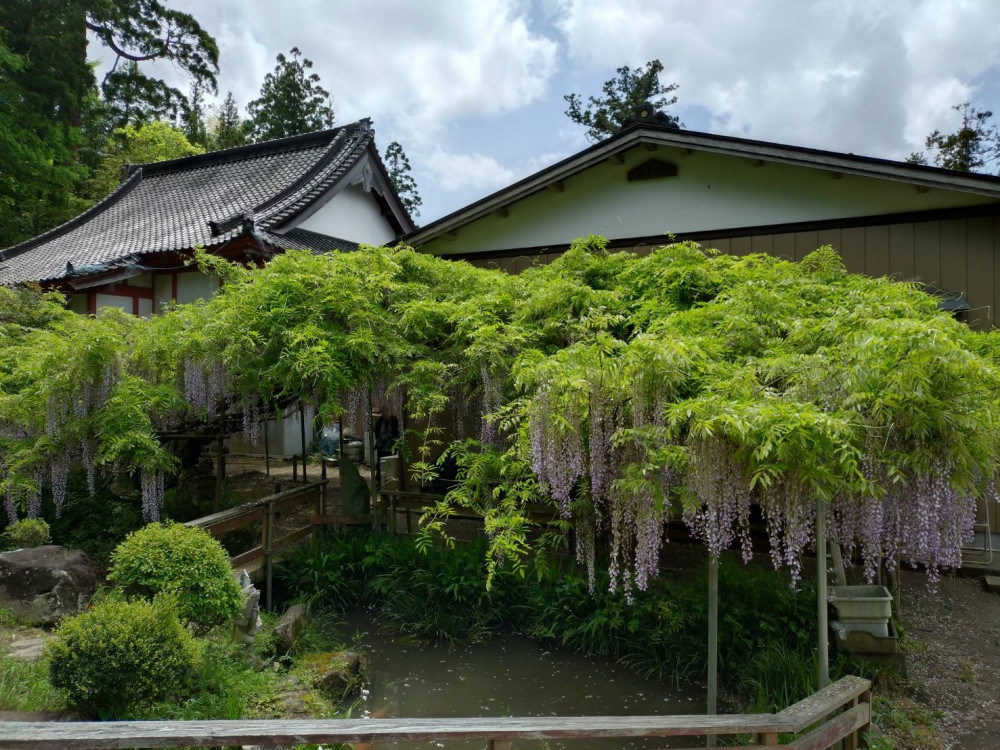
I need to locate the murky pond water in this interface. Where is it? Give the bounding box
[334,611,704,750]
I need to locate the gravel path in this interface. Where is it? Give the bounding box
[899,569,1000,749]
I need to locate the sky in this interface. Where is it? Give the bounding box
[91,0,1000,225]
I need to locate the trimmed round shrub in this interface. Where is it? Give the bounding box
[3,518,50,549]
[48,597,198,711]
[108,522,242,627]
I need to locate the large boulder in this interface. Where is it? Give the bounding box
[0,546,96,625]
[275,603,310,653]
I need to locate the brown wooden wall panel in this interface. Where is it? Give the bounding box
[888,223,915,279]
[864,225,890,277]
[940,219,967,296]
[839,227,866,274]
[913,221,941,286]
[773,232,795,260]
[966,216,994,329]
[794,230,819,260]
[456,215,1000,330]
[751,234,773,254]
[731,236,752,255]
[817,228,841,255]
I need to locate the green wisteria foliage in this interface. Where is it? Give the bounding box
[2,239,998,592]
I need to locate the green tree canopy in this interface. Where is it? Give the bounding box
[211,91,248,151]
[246,47,335,142]
[908,102,1000,173]
[383,140,422,219]
[87,121,203,199]
[564,60,680,142]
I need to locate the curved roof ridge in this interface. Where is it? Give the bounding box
[257,124,374,229]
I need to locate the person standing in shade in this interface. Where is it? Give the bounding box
[374,405,400,489]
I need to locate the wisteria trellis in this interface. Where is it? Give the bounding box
[1,240,998,593]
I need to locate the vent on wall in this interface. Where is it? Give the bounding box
[627,158,678,182]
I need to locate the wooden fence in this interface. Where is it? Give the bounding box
[0,675,870,749]
[184,480,327,609]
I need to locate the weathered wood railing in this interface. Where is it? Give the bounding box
[0,676,871,749]
[184,480,327,609]
[380,489,556,533]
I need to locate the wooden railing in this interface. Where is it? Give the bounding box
[381,489,556,533]
[0,676,871,749]
[184,480,327,609]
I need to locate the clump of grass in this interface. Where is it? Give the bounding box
[0,655,66,713]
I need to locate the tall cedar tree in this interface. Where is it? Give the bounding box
[564,60,679,142]
[0,0,218,247]
[908,103,1000,174]
[181,80,208,148]
[0,1,91,246]
[246,48,336,142]
[212,91,248,150]
[383,141,422,219]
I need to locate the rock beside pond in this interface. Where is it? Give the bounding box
[0,546,96,626]
[275,603,309,653]
[272,650,366,719]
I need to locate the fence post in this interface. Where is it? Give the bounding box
[265,499,275,611]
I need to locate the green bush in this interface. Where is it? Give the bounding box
[108,522,242,627]
[3,518,50,549]
[47,597,198,713]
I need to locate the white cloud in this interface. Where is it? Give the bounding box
[423,149,518,192]
[553,0,1000,159]
[112,0,559,149]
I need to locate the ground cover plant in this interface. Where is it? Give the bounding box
[2,239,998,597]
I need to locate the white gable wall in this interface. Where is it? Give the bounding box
[424,146,997,255]
[296,184,397,245]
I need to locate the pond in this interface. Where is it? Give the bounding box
[335,611,705,750]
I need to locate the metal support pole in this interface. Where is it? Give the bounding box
[707,553,719,748]
[299,404,308,483]
[265,500,275,611]
[263,421,270,478]
[214,432,225,513]
[817,498,830,689]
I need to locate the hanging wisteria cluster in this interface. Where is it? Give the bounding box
[529,388,584,519]
[140,468,165,522]
[479,367,503,448]
[184,357,231,418]
[684,438,754,564]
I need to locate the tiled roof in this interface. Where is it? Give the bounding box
[0,120,375,285]
[266,228,361,254]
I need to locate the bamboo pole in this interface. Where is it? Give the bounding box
[817,498,830,689]
[707,553,719,748]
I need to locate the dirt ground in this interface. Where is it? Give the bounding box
[898,569,1000,749]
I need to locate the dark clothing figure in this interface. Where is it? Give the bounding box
[374,412,400,491]
[374,413,400,456]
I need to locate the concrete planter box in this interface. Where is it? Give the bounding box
[830,585,893,638]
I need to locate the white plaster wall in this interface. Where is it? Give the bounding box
[424,147,997,255]
[228,409,315,458]
[296,184,397,245]
[175,272,219,305]
[153,274,172,313]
